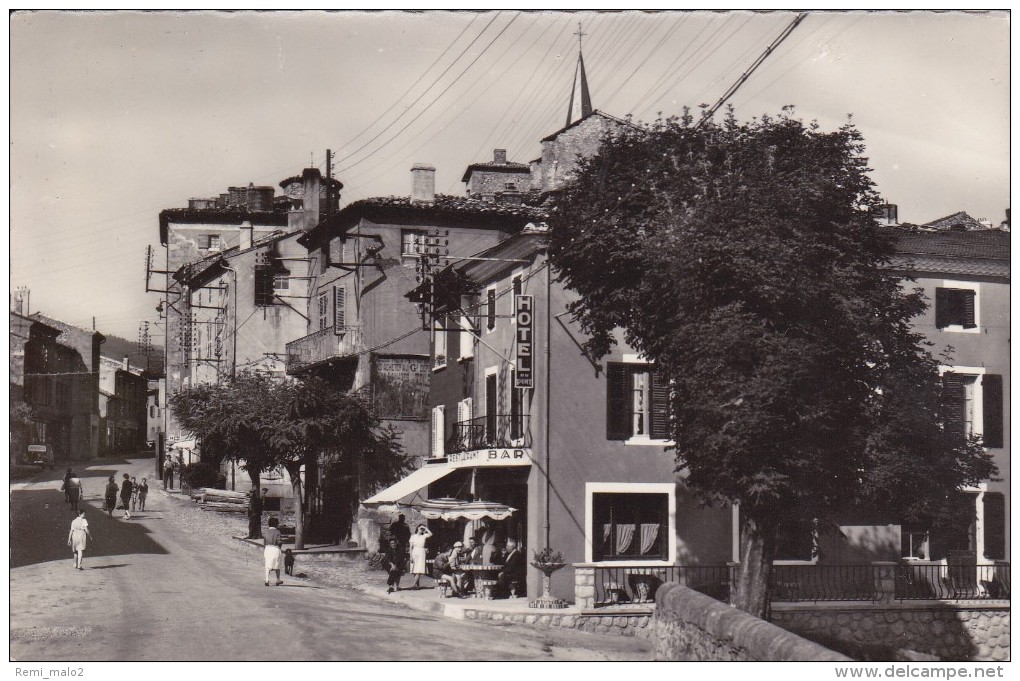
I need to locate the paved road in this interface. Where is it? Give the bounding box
[11,458,650,662]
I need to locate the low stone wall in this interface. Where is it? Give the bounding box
[772,602,1010,662]
[461,608,654,638]
[653,583,851,661]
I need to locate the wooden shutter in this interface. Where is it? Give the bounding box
[942,372,966,442]
[982,374,1003,448]
[983,492,1006,560]
[649,369,671,440]
[254,267,274,306]
[487,289,496,331]
[934,288,949,328]
[961,289,977,328]
[606,363,633,440]
[432,405,445,457]
[334,286,346,329]
[485,373,498,441]
[317,292,329,330]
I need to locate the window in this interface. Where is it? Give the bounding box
[505,182,517,191]
[273,274,290,292]
[457,397,473,424]
[334,286,346,328]
[431,405,445,457]
[592,492,668,561]
[606,363,671,441]
[254,266,275,306]
[510,368,524,442]
[510,275,523,325]
[401,229,425,259]
[942,371,1003,448]
[433,317,447,369]
[776,519,816,562]
[204,234,222,250]
[983,492,1006,560]
[901,525,929,560]
[486,288,496,332]
[935,286,977,330]
[485,370,498,441]
[458,314,473,360]
[317,291,330,330]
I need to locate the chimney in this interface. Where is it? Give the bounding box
[411,164,436,203]
[302,168,322,232]
[122,357,129,371]
[240,220,254,250]
[494,149,507,165]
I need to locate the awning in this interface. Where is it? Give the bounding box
[417,498,517,521]
[362,465,456,507]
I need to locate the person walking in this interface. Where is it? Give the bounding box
[263,517,284,586]
[65,472,82,514]
[163,456,174,490]
[137,478,149,511]
[408,524,432,589]
[61,468,73,505]
[104,476,119,517]
[119,473,133,520]
[67,509,92,570]
[383,538,405,593]
[130,477,139,511]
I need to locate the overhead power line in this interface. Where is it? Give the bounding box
[695,12,809,127]
[334,13,505,168]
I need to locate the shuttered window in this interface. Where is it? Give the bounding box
[254,266,275,306]
[317,292,330,330]
[485,372,498,441]
[510,369,524,441]
[982,374,1003,448]
[983,492,1006,560]
[935,288,976,329]
[334,286,346,329]
[941,372,967,443]
[606,363,672,441]
[486,288,497,331]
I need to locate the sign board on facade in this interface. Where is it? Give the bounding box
[447,448,533,468]
[372,355,429,419]
[515,294,534,388]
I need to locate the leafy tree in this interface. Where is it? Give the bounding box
[170,371,408,549]
[547,109,995,617]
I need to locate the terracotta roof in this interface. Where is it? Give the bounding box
[921,211,986,231]
[460,160,532,183]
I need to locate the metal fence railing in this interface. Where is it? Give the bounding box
[895,562,1010,601]
[589,562,1011,608]
[447,414,532,453]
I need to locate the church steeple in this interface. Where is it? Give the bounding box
[566,22,593,127]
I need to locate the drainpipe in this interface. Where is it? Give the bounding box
[544,258,552,549]
[221,265,238,379]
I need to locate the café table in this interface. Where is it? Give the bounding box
[461,564,501,599]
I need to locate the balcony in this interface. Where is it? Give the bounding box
[447,414,532,453]
[286,325,364,374]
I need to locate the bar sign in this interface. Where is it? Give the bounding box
[515,294,534,388]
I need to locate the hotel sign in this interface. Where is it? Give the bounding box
[515,294,534,388]
[447,448,533,468]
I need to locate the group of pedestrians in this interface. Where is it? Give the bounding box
[61,467,148,571]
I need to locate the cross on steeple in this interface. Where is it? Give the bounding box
[574,22,586,50]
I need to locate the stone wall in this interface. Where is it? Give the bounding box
[461,607,655,638]
[772,602,1010,662]
[653,583,850,661]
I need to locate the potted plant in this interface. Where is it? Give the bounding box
[529,547,568,609]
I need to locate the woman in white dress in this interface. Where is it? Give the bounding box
[67,510,92,570]
[408,524,432,589]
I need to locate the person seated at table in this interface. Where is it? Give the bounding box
[465,537,483,564]
[497,539,526,597]
[432,546,461,597]
[449,541,468,595]
[488,544,505,566]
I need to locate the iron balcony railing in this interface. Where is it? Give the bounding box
[589,562,1011,608]
[447,414,532,453]
[895,562,1010,600]
[285,325,364,374]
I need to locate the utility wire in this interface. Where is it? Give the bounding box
[334,13,505,168]
[695,12,809,127]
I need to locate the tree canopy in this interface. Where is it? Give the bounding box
[547,109,996,614]
[170,371,408,547]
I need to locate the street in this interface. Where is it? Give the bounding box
[10,457,650,662]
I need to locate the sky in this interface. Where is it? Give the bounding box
[9,10,1010,342]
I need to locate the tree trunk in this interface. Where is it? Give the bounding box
[731,511,778,619]
[286,462,305,551]
[247,468,262,539]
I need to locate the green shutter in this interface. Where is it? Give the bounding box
[982,374,1003,448]
[606,364,632,440]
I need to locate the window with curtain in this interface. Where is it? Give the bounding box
[592,493,667,561]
